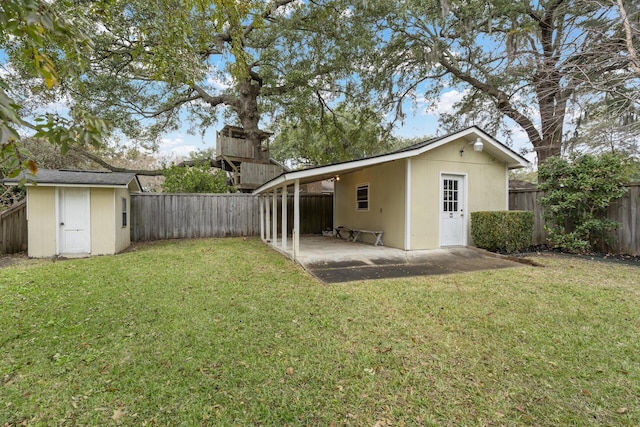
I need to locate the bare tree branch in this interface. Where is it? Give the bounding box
[616,0,640,75]
[72,147,220,176]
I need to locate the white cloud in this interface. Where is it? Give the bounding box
[170,145,197,157]
[207,75,231,90]
[159,136,197,158]
[272,0,304,17]
[423,89,468,116]
[159,135,184,148]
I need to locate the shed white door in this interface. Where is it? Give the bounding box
[440,175,465,246]
[59,188,90,254]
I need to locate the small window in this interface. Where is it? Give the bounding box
[356,184,369,211]
[121,197,127,227]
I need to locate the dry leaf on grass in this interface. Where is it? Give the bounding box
[112,408,125,422]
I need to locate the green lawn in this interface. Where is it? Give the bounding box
[1,238,638,426]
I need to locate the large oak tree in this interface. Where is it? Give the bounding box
[55,0,374,162]
[358,0,640,163]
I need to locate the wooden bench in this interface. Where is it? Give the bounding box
[335,226,384,246]
[350,229,384,246]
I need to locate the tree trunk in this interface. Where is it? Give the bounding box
[236,79,264,160]
[534,138,563,164]
[534,90,564,177]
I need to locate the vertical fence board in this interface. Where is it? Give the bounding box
[0,200,27,254]
[130,193,332,242]
[509,184,639,255]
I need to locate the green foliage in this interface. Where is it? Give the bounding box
[271,104,396,165]
[54,0,372,153]
[471,211,534,253]
[0,0,109,178]
[538,153,628,253]
[161,163,229,193]
[357,0,640,162]
[509,167,537,185]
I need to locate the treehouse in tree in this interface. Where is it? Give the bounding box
[215,126,286,192]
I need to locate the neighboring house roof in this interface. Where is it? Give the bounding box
[253,126,530,195]
[2,169,142,191]
[269,157,290,172]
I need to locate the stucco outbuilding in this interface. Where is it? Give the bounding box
[3,169,141,258]
[253,126,530,259]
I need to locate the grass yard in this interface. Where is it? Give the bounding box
[1,238,638,426]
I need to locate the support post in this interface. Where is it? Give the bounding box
[265,194,271,242]
[259,194,265,241]
[272,189,278,246]
[404,158,412,250]
[281,184,287,252]
[293,179,300,260]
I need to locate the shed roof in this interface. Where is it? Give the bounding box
[253,126,530,195]
[2,169,142,191]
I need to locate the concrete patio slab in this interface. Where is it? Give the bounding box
[276,235,525,284]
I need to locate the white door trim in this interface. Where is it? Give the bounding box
[439,172,468,247]
[57,187,91,255]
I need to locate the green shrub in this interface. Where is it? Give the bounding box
[471,211,534,253]
[538,153,628,253]
[161,162,230,193]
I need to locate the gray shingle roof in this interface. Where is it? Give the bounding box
[2,169,141,189]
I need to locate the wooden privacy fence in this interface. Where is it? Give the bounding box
[131,193,333,242]
[0,200,27,254]
[509,183,640,255]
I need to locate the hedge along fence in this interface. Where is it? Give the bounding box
[131,193,333,242]
[509,183,640,255]
[471,210,534,253]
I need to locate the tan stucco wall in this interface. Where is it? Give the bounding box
[334,159,406,249]
[90,188,116,255]
[113,188,131,253]
[26,186,57,258]
[333,138,510,251]
[409,140,508,249]
[26,185,132,258]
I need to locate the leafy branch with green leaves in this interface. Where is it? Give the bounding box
[538,153,629,253]
[1,0,109,179]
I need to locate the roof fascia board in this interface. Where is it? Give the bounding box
[418,127,529,168]
[471,127,530,167]
[253,150,415,194]
[19,183,131,189]
[253,127,530,194]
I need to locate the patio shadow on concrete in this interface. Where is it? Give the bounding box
[286,236,526,284]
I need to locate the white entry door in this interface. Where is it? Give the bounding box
[59,188,90,255]
[440,175,465,246]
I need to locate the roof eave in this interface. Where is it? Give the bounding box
[252,127,531,194]
[253,150,415,194]
[24,182,134,188]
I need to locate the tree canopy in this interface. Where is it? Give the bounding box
[48,0,373,156]
[1,0,109,178]
[356,0,640,163]
[161,162,229,193]
[270,103,399,166]
[2,0,639,172]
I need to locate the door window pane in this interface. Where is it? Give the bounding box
[443,179,459,212]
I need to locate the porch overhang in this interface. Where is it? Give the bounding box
[252,126,530,261]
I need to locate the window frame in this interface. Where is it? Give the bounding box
[121,197,128,227]
[356,183,369,211]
